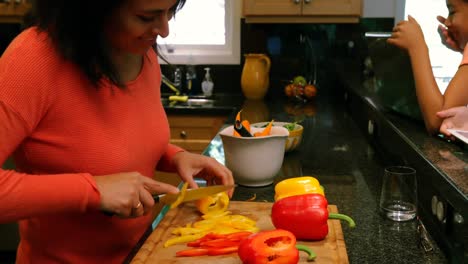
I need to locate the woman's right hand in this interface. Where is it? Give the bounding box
[437,16,463,52]
[94,172,180,218]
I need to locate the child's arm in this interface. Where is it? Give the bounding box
[388,16,468,134]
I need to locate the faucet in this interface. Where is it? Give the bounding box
[161,74,182,95]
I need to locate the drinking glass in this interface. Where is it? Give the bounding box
[379,166,417,221]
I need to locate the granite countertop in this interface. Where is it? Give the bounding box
[202,91,448,263]
[359,78,468,197]
[126,84,450,263]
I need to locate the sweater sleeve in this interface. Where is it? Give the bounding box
[0,101,101,223]
[0,29,101,222]
[155,144,185,172]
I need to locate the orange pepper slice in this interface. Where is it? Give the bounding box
[254,120,274,137]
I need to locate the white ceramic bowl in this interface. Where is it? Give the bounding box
[252,122,304,152]
[219,125,289,187]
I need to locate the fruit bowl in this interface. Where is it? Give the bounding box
[284,75,317,102]
[252,122,303,152]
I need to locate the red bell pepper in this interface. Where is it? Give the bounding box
[237,229,315,264]
[271,193,356,240]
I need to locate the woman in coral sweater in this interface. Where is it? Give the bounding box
[0,0,234,263]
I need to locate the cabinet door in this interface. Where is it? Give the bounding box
[0,0,13,17]
[243,0,301,16]
[0,0,31,23]
[168,115,226,154]
[302,0,361,16]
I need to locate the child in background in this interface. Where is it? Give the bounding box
[387,0,468,135]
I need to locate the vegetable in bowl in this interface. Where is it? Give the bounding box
[252,121,303,152]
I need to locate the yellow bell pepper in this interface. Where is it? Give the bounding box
[195,191,230,214]
[274,176,324,201]
[170,182,189,209]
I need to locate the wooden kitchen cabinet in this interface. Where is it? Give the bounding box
[167,114,226,154]
[243,0,361,23]
[0,0,31,23]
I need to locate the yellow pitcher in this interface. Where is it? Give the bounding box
[241,54,271,100]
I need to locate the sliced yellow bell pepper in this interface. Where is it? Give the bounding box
[195,191,230,214]
[274,176,324,201]
[170,182,189,209]
[164,233,206,248]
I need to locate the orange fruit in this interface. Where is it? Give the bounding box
[304,84,317,99]
[284,84,295,98]
[294,85,304,96]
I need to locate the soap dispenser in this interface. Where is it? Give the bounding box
[201,67,214,97]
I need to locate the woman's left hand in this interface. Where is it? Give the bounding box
[172,151,235,197]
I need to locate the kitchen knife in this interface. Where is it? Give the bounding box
[154,184,234,205]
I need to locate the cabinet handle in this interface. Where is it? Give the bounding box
[180,131,187,139]
[304,0,311,3]
[294,0,300,4]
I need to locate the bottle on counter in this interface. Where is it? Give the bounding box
[201,67,214,97]
[173,67,182,91]
[185,56,197,95]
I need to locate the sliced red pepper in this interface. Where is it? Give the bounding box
[176,248,209,257]
[177,232,248,258]
[238,229,299,264]
[225,231,253,241]
[186,233,225,247]
[199,238,240,248]
[207,246,239,256]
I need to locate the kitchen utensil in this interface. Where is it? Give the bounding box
[131,201,349,263]
[219,125,288,187]
[379,166,417,222]
[154,185,234,205]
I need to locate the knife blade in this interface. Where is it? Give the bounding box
[154,184,234,205]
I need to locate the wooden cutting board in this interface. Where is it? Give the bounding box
[131,201,349,264]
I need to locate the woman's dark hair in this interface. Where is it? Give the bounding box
[29,0,185,89]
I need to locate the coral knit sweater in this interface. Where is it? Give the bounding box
[0,27,182,263]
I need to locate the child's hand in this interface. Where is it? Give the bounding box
[437,106,468,136]
[436,16,463,52]
[387,15,426,53]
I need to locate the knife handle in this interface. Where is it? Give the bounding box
[153,195,160,203]
[102,210,114,216]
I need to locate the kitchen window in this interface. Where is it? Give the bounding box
[158,0,241,65]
